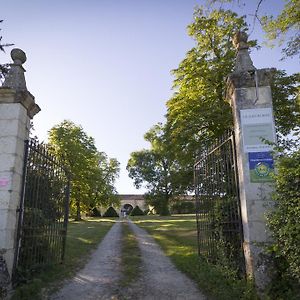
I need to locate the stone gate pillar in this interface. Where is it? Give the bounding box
[227,32,276,291]
[0,49,40,289]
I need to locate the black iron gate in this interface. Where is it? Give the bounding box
[13,139,70,281]
[194,130,245,276]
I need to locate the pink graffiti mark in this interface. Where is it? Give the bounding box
[0,178,9,187]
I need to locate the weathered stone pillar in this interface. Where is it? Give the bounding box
[227,32,276,291]
[0,49,40,289]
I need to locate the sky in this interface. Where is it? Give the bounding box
[1,0,299,194]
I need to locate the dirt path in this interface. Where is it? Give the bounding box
[51,220,206,300]
[125,220,206,300]
[50,221,122,300]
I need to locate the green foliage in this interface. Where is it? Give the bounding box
[48,120,120,220]
[261,0,300,58]
[12,278,43,300]
[130,206,144,216]
[209,1,299,59]
[271,70,300,150]
[12,218,115,299]
[119,222,141,287]
[127,123,191,215]
[266,149,300,298]
[103,206,119,218]
[170,201,195,214]
[166,8,251,165]
[133,215,258,299]
[90,207,101,217]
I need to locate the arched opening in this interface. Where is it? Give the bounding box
[122,203,133,215]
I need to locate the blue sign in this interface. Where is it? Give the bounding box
[249,152,274,182]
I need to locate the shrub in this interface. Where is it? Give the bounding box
[130,206,144,216]
[103,206,119,218]
[266,149,300,298]
[90,207,101,217]
[171,201,195,214]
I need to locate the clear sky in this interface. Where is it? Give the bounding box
[1,0,299,194]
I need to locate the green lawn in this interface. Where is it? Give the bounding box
[119,220,142,288]
[131,214,258,300]
[13,217,116,300]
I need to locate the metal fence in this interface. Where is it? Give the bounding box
[13,139,70,281]
[194,130,245,276]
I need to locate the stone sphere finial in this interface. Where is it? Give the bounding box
[232,31,249,50]
[11,48,27,65]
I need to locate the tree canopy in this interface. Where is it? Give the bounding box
[209,0,300,58]
[165,8,255,169]
[127,4,299,215]
[261,0,300,58]
[127,123,191,215]
[48,120,120,220]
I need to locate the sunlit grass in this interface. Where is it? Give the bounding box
[12,217,116,300]
[131,214,258,300]
[119,221,142,288]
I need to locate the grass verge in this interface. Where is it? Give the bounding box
[119,220,142,288]
[131,215,258,300]
[12,217,116,300]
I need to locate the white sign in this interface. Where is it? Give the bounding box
[240,108,276,152]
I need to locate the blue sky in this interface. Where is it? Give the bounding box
[1,0,299,194]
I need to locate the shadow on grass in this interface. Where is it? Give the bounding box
[132,215,258,300]
[12,217,116,300]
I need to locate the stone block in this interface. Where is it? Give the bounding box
[0,208,17,231]
[0,190,10,209]
[0,228,15,250]
[0,209,8,230]
[3,248,15,277]
[11,173,22,194]
[247,198,273,222]
[0,136,24,157]
[0,88,16,104]
[0,136,17,154]
[0,154,16,172]
[0,154,25,178]
[0,103,27,124]
[0,119,20,136]
[257,87,272,106]
[0,119,28,142]
[247,220,269,243]
[8,191,21,210]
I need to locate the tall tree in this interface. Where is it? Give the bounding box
[88,151,120,210]
[127,123,191,215]
[48,120,120,220]
[166,8,252,164]
[271,70,300,151]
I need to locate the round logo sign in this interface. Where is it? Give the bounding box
[255,162,270,177]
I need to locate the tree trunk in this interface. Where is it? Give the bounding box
[159,194,170,216]
[75,199,81,221]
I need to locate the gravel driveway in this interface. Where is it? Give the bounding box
[50,221,122,300]
[51,220,206,300]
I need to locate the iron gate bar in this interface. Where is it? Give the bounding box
[13,139,70,283]
[12,140,30,281]
[194,130,245,276]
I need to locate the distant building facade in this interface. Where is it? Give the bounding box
[118,194,147,214]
